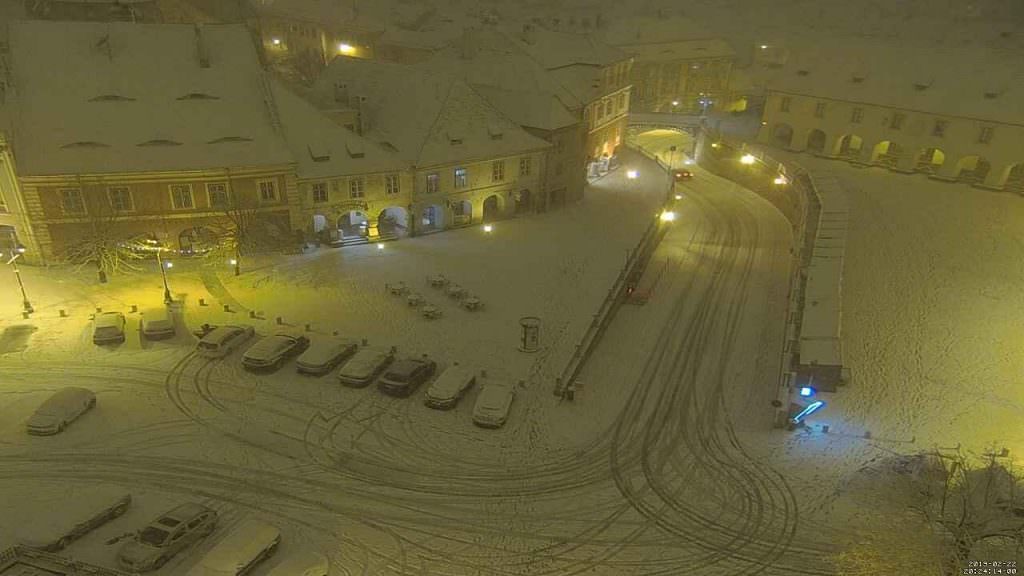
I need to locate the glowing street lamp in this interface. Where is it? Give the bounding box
[483,224,493,233]
[659,211,677,222]
[338,43,355,55]
[271,37,281,46]
[740,154,757,165]
[671,100,679,107]
[674,194,683,200]
[760,44,768,50]
[4,246,33,314]
[774,175,789,185]
[155,248,172,304]
[376,243,385,250]
[626,169,639,179]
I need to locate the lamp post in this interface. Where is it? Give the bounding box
[5,247,33,314]
[155,248,172,304]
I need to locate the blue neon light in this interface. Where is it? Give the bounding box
[791,400,825,424]
[799,386,814,397]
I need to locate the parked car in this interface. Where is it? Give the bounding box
[673,169,693,182]
[472,381,516,428]
[337,347,394,387]
[141,307,176,340]
[18,490,131,551]
[423,365,476,409]
[265,553,329,576]
[296,338,359,375]
[378,357,437,397]
[242,333,310,371]
[196,325,255,359]
[93,311,126,344]
[118,503,218,572]
[26,387,96,435]
[185,518,280,576]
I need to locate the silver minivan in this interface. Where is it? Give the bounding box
[424,365,476,410]
[337,347,394,388]
[185,518,280,576]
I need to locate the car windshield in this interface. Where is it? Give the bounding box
[139,526,170,546]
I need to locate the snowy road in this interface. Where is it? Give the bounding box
[0,152,823,574]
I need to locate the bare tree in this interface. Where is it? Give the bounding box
[60,179,149,283]
[201,177,286,275]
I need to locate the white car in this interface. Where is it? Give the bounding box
[265,553,329,576]
[141,307,175,340]
[196,325,255,358]
[17,489,131,551]
[242,333,310,371]
[337,347,394,388]
[185,518,280,576]
[93,311,126,344]
[296,338,359,375]
[424,365,476,410]
[26,387,96,435]
[472,381,516,428]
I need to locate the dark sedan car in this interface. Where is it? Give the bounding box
[377,357,437,397]
[242,333,310,371]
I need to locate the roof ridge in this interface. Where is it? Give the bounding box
[414,79,457,166]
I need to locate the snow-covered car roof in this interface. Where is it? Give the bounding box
[34,387,94,416]
[340,347,391,373]
[298,338,356,364]
[201,325,251,345]
[94,312,124,328]
[188,518,279,576]
[427,365,475,397]
[384,358,429,379]
[245,334,301,358]
[474,382,515,412]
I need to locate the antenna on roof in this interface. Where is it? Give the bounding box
[96,32,112,62]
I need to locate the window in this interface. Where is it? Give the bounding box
[454,167,468,189]
[59,188,85,214]
[617,93,626,111]
[850,107,863,123]
[169,184,194,210]
[932,119,947,137]
[492,160,505,182]
[108,186,133,212]
[385,174,400,195]
[0,192,6,213]
[207,182,228,208]
[312,182,328,203]
[814,102,826,118]
[978,126,994,144]
[426,173,439,194]
[555,162,564,175]
[349,177,365,198]
[257,179,277,202]
[780,96,791,112]
[603,101,611,117]
[889,113,905,130]
[519,157,532,177]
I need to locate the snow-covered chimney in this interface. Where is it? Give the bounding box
[521,23,536,45]
[333,81,349,104]
[194,24,209,68]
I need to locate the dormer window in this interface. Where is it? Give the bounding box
[851,76,864,84]
[346,141,365,159]
[138,139,182,146]
[207,136,252,144]
[913,83,930,91]
[796,70,809,76]
[89,94,135,102]
[177,92,220,100]
[308,144,330,162]
[487,122,504,141]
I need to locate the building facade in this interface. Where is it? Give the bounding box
[623,39,734,115]
[758,92,1024,192]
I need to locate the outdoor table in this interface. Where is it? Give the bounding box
[462,296,482,310]
[422,305,442,319]
[428,274,448,288]
[447,284,467,298]
[407,293,425,306]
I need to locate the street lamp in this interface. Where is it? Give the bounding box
[155,248,172,304]
[5,246,33,314]
[626,169,639,179]
[740,154,757,165]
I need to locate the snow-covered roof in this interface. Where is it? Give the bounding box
[470,85,578,131]
[545,65,607,109]
[600,15,710,47]
[7,20,294,176]
[503,24,627,69]
[311,58,550,169]
[269,78,407,180]
[618,38,735,62]
[248,0,382,32]
[766,38,1024,125]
